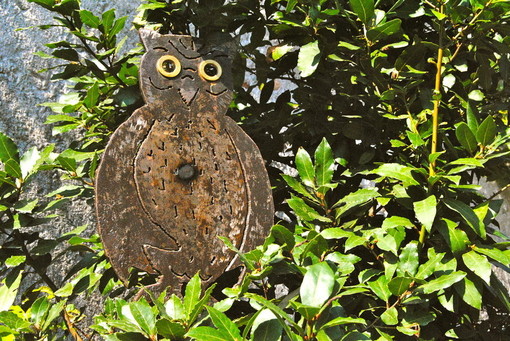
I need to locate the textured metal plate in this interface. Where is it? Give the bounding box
[95,29,274,293]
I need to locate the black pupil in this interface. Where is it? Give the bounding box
[205,63,218,77]
[162,59,176,73]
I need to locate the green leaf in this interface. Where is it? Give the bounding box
[333,188,379,219]
[282,174,315,200]
[397,241,419,277]
[272,44,293,60]
[368,275,391,302]
[5,256,26,268]
[298,41,321,78]
[124,300,156,336]
[101,8,115,33]
[345,234,366,252]
[468,89,485,101]
[349,0,374,24]
[413,195,436,232]
[287,195,331,222]
[374,163,419,186]
[320,316,366,329]
[165,295,185,320]
[466,102,479,133]
[380,307,398,325]
[251,309,282,341]
[454,277,482,309]
[110,16,127,36]
[462,251,491,285]
[472,246,510,266]
[443,199,485,239]
[186,326,232,341]
[41,300,65,331]
[486,273,510,311]
[0,272,22,312]
[321,228,351,240]
[14,199,38,213]
[300,262,335,308]
[416,251,444,280]
[54,282,74,298]
[156,319,186,339]
[0,133,19,163]
[388,277,413,296]
[476,115,496,146]
[206,306,242,341]
[295,147,315,186]
[0,311,31,331]
[417,271,466,294]
[245,293,303,336]
[270,224,295,251]
[31,296,50,327]
[79,10,101,28]
[382,216,414,229]
[314,138,335,187]
[84,82,100,108]
[184,272,202,319]
[56,155,77,172]
[376,227,405,255]
[455,122,478,153]
[367,19,402,42]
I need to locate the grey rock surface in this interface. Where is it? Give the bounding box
[0,0,140,335]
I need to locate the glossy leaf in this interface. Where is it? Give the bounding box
[374,163,419,186]
[462,251,491,284]
[455,122,478,153]
[437,218,470,254]
[314,138,335,187]
[413,195,436,232]
[287,195,331,222]
[297,41,321,78]
[367,19,402,42]
[349,0,374,24]
[388,277,413,296]
[206,306,242,341]
[418,271,466,294]
[454,277,482,310]
[443,199,485,239]
[476,115,496,146]
[398,241,419,277]
[300,262,335,308]
[184,272,202,319]
[186,326,232,341]
[368,275,391,302]
[295,147,315,186]
[251,309,282,341]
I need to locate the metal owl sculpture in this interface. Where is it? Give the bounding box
[95,29,274,293]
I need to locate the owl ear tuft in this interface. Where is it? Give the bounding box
[139,28,162,49]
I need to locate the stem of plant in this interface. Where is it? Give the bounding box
[429,2,444,177]
[422,1,445,248]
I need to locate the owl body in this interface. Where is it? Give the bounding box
[95,30,274,292]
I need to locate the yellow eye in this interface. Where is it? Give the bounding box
[157,55,181,78]
[199,60,222,81]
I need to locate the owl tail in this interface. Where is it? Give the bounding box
[142,244,190,295]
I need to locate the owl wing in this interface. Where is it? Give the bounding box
[222,116,275,271]
[95,106,180,283]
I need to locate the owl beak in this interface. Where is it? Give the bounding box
[178,88,199,106]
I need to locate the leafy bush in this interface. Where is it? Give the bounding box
[0,0,509,339]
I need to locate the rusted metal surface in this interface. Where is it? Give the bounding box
[95,29,274,293]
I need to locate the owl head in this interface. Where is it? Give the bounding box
[139,29,235,113]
